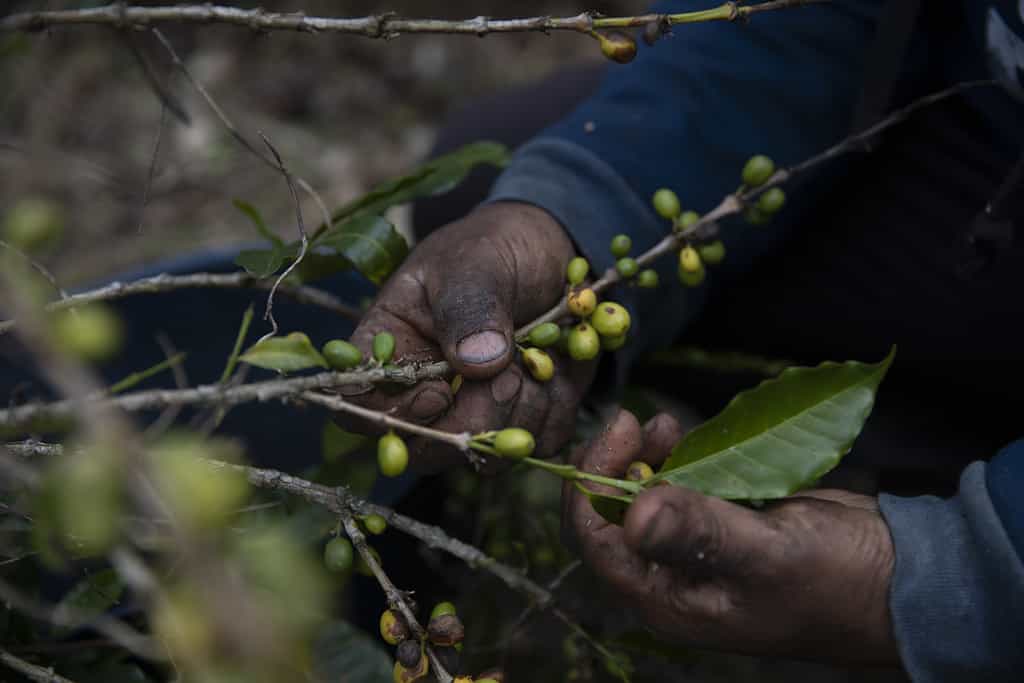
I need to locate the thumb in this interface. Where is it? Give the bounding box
[428,255,516,379]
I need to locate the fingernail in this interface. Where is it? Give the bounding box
[490,369,522,406]
[408,388,450,423]
[457,330,507,364]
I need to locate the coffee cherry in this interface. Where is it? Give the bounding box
[373,331,396,363]
[567,322,600,361]
[454,678,474,683]
[626,461,654,482]
[323,339,362,370]
[396,639,423,669]
[393,656,429,683]
[678,261,706,287]
[364,514,388,535]
[651,188,681,219]
[493,428,535,459]
[427,613,465,646]
[600,333,627,351]
[742,155,775,187]
[744,206,769,225]
[3,198,64,252]
[610,234,632,258]
[567,288,597,318]
[678,210,700,229]
[678,246,702,273]
[521,347,554,382]
[597,31,637,64]
[636,269,659,288]
[430,601,458,620]
[566,257,590,285]
[616,257,639,278]
[527,322,561,348]
[324,537,354,573]
[380,609,409,645]
[590,302,631,337]
[378,432,409,477]
[698,240,726,265]
[758,187,786,214]
[53,305,124,362]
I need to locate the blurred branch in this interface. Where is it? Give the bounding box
[4,2,818,37]
[0,650,78,683]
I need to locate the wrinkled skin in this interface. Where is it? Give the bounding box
[343,202,596,471]
[563,409,900,665]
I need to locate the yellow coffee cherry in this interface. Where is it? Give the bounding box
[379,609,409,645]
[377,431,409,477]
[678,246,702,273]
[590,302,631,337]
[567,288,597,318]
[521,347,554,382]
[626,461,654,482]
[597,31,637,64]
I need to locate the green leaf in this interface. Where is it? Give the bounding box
[311,619,392,683]
[233,199,283,247]
[574,482,632,526]
[53,569,123,633]
[239,332,327,373]
[322,421,368,463]
[235,247,284,279]
[318,214,409,286]
[652,348,896,500]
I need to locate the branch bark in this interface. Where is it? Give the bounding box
[0,650,77,683]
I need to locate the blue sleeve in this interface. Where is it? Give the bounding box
[878,442,1024,682]
[488,0,885,367]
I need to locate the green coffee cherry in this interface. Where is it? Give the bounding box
[493,427,536,459]
[678,262,706,287]
[567,322,601,361]
[744,206,770,225]
[758,187,786,214]
[323,339,363,370]
[430,601,458,621]
[652,188,681,220]
[597,31,638,64]
[363,514,387,535]
[678,246,702,273]
[521,347,554,382]
[616,257,639,278]
[742,155,775,187]
[636,269,659,288]
[378,431,409,477]
[566,256,590,286]
[380,609,409,645]
[527,322,561,348]
[324,537,354,573]
[626,461,654,482]
[678,210,700,229]
[610,234,633,258]
[600,333,627,351]
[53,305,124,362]
[373,331,396,363]
[2,197,63,252]
[590,302,631,337]
[567,288,597,318]
[698,240,726,265]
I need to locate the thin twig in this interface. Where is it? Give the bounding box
[145,333,190,437]
[122,32,190,124]
[0,650,78,683]
[3,2,818,37]
[137,104,168,234]
[0,240,70,303]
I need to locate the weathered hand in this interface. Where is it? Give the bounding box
[343,202,596,471]
[564,409,900,665]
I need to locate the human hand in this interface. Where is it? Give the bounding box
[563,409,899,664]
[343,202,597,471]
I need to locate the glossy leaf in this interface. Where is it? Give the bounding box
[652,348,895,499]
[239,332,327,373]
[233,199,282,246]
[574,482,632,526]
[318,214,409,285]
[233,199,286,278]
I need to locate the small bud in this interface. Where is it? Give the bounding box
[678,261,706,287]
[698,240,726,265]
[610,233,633,258]
[323,537,354,573]
[652,188,681,220]
[567,322,601,361]
[678,210,700,230]
[427,613,465,647]
[430,601,458,620]
[741,155,775,187]
[380,609,409,645]
[323,339,363,370]
[596,30,637,64]
[567,288,597,318]
[527,322,561,348]
[378,432,409,477]
[566,256,590,285]
[493,428,536,459]
[364,514,388,535]
[590,302,631,337]
[373,331,396,363]
[521,347,554,382]
[616,257,639,278]
[678,246,702,273]
[626,461,655,482]
[636,268,659,288]
[757,187,786,214]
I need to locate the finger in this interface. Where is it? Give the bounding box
[623,484,775,579]
[531,353,597,458]
[640,412,686,468]
[575,408,644,491]
[786,488,880,511]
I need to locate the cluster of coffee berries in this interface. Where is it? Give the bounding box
[381,602,487,682]
[649,187,728,288]
[321,330,396,371]
[739,155,786,225]
[607,232,659,289]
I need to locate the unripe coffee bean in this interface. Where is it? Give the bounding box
[527,322,561,348]
[652,188,681,219]
[380,609,409,645]
[3,197,63,252]
[430,601,458,620]
[566,256,589,285]
[678,261,706,287]
[616,257,639,278]
[757,187,786,214]
[637,269,659,288]
[364,514,387,535]
[626,461,654,482]
[567,323,600,361]
[521,347,554,382]
[323,537,354,573]
[610,234,632,258]
[698,240,726,265]
[396,639,423,669]
[600,333,627,351]
[744,206,769,225]
[597,31,637,64]
[323,339,363,370]
[678,210,700,229]
[53,305,124,362]
[427,613,465,646]
[567,288,597,318]
[590,302,631,337]
[742,155,775,187]
[493,428,535,459]
[373,331,396,363]
[378,432,409,477]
